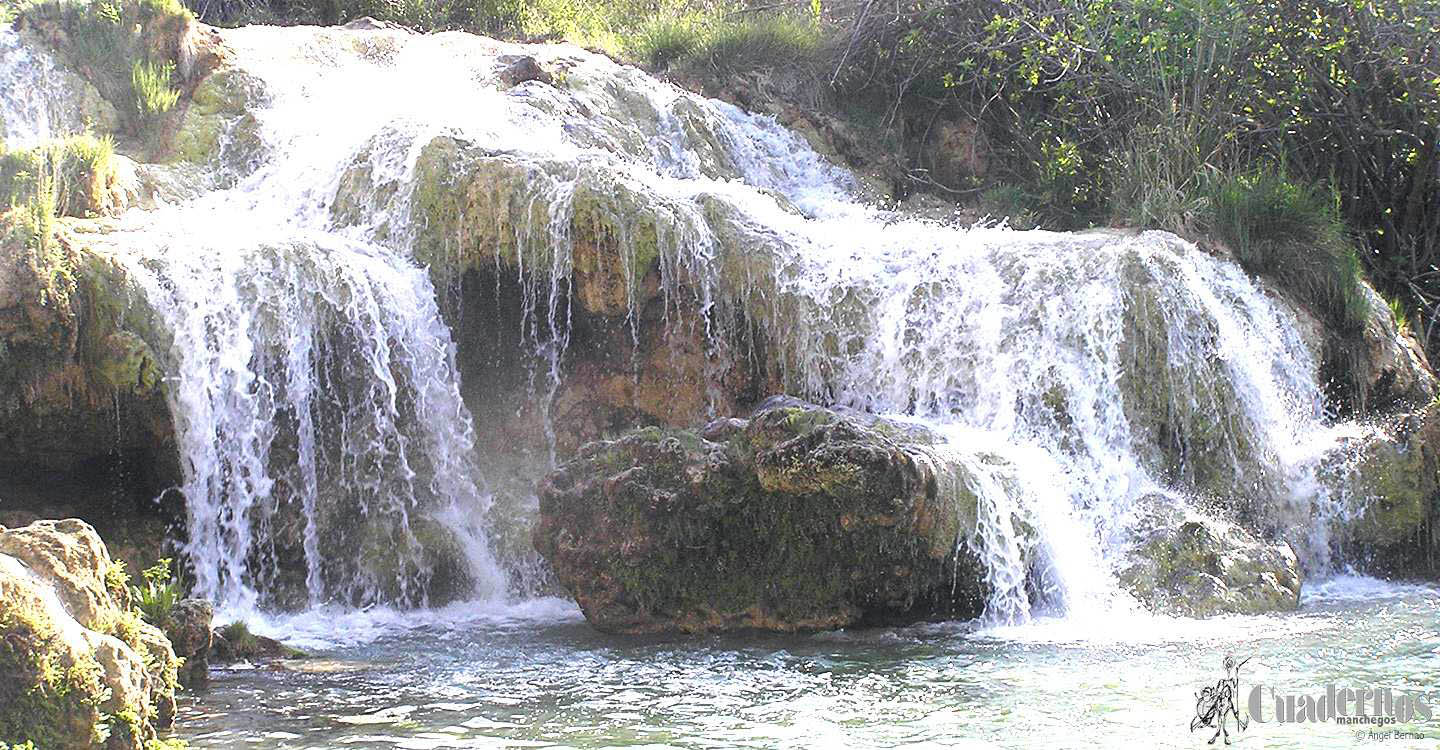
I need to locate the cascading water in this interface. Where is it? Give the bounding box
[0,22,1379,621]
[0,27,99,147]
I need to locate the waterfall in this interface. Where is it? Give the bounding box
[2,24,1374,619]
[0,28,97,147]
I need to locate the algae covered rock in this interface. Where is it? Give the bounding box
[1325,401,1440,573]
[0,519,180,749]
[534,397,987,634]
[1117,494,1302,617]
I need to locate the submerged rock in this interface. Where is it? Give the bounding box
[1117,494,1302,617]
[0,519,179,749]
[534,398,988,634]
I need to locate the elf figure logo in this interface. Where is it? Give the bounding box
[1191,655,1250,744]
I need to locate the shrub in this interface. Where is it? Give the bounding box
[130,557,182,627]
[826,0,1439,352]
[978,184,1039,230]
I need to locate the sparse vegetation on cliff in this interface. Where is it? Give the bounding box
[16,0,192,133]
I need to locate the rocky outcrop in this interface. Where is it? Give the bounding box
[1326,401,1440,574]
[163,598,212,689]
[1117,494,1302,616]
[534,398,987,633]
[0,519,179,749]
[1351,284,1438,411]
[0,218,181,565]
[209,621,304,664]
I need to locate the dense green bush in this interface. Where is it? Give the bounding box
[826,0,1439,353]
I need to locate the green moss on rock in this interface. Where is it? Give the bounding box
[0,519,180,750]
[1117,494,1302,617]
[534,397,987,634]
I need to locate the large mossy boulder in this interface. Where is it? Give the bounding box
[1117,494,1302,617]
[1326,401,1440,573]
[0,519,180,749]
[534,397,987,634]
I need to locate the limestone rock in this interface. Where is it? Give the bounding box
[497,55,553,88]
[1117,494,1302,616]
[0,519,179,749]
[1354,283,1438,411]
[1326,401,1440,573]
[534,397,988,634]
[164,598,213,689]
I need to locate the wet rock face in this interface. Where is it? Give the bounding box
[0,225,181,556]
[164,598,213,688]
[534,398,986,634]
[497,55,552,88]
[0,519,180,750]
[1117,495,1302,617]
[1328,401,1440,575]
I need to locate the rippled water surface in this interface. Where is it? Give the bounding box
[176,579,1440,749]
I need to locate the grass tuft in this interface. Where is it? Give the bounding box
[630,14,704,69]
[690,13,822,74]
[1205,169,1367,333]
[131,59,180,121]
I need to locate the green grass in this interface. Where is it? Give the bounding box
[1109,117,1223,236]
[1387,295,1413,336]
[131,59,180,120]
[21,0,191,132]
[687,13,823,73]
[630,14,705,69]
[1205,169,1367,333]
[1,133,116,217]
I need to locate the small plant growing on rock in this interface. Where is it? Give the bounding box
[131,59,181,122]
[131,557,182,627]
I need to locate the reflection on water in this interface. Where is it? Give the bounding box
[178,580,1440,749]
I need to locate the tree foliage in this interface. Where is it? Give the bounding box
[827,0,1440,342]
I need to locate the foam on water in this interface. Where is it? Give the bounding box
[230,596,584,651]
